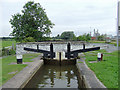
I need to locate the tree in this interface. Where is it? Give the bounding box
[98,35,105,41]
[55,34,61,39]
[61,31,75,40]
[9,1,54,42]
[77,33,91,41]
[72,34,77,41]
[77,35,86,41]
[86,34,91,41]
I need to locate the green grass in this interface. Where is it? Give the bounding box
[84,50,118,88]
[0,58,2,86]
[89,40,118,46]
[1,53,40,85]
[1,39,17,49]
[0,40,2,49]
[78,61,83,63]
[89,40,106,43]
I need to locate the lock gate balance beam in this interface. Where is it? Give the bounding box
[65,43,100,59]
[24,43,55,59]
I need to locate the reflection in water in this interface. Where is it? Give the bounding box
[25,65,79,88]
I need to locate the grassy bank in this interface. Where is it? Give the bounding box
[89,41,106,43]
[84,50,118,88]
[0,57,2,86]
[2,39,16,48]
[1,53,40,85]
[89,40,118,46]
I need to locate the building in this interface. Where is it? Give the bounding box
[91,29,100,40]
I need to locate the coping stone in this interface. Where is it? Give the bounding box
[76,58,106,88]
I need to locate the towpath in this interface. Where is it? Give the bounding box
[1,55,43,88]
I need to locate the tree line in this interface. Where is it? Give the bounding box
[52,31,91,41]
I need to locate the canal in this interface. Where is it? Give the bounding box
[24,65,80,88]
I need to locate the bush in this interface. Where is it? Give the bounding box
[9,49,16,55]
[2,47,8,56]
[1,47,16,56]
[22,37,35,42]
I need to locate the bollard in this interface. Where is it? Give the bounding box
[16,54,23,64]
[97,53,101,62]
[101,53,103,61]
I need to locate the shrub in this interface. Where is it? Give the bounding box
[1,47,16,56]
[22,37,35,42]
[9,49,16,55]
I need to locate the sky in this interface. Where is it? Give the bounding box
[0,0,118,37]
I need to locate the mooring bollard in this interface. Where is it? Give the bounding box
[101,53,103,61]
[16,54,23,64]
[97,53,101,62]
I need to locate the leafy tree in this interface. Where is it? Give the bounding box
[98,35,105,41]
[86,34,91,41]
[9,1,54,42]
[55,34,61,39]
[72,34,77,41]
[61,31,75,40]
[22,37,35,42]
[77,35,86,41]
[77,33,91,41]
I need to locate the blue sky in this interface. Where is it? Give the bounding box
[0,0,118,37]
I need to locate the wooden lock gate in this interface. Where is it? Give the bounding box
[23,43,100,65]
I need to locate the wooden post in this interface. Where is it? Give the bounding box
[12,43,14,50]
[73,53,78,58]
[59,52,61,66]
[37,44,39,50]
[43,53,48,58]
[50,43,53,59]
[67,43,71,59]
[83,43,85,50]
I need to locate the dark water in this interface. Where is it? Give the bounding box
[24,65,79,88]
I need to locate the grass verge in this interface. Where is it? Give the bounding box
[88,40,118,46]
[2,53,40,85]
[84,50,118,88]
[1,39,17,49]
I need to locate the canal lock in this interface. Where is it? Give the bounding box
[23,52,88,89]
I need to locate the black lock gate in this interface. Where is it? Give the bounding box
[24,43,100,59]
